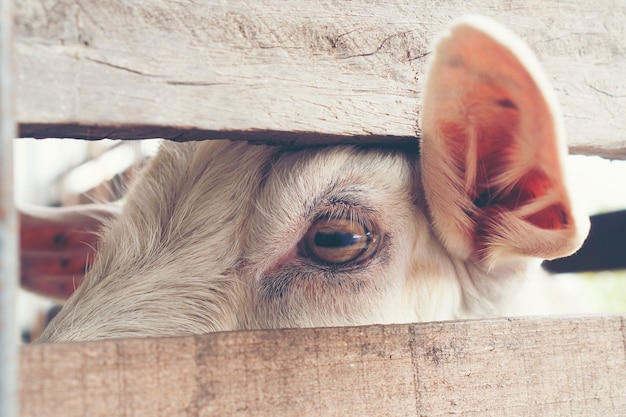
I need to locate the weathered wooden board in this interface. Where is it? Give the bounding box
[14,0,626,158]
[1,0,19,415]
[20,316,626,417]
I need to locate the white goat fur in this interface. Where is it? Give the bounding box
[39,16,589,343]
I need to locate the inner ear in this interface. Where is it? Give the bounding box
[420,16,588,265]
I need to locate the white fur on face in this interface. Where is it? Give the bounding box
[40,141,468,341]
[38,16,588,343]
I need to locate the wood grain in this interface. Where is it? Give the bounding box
[20,316,626,417]
[14,0,626,158]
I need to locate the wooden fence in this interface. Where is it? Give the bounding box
[20,317,626,417]
[4,0,626,416]
[14,0,626,157]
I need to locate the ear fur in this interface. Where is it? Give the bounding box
[420,16,589,267]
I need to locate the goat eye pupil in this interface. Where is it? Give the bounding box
[314,231,368,248]
[301,217,380,265]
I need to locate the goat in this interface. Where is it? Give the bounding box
[37,16,589,343]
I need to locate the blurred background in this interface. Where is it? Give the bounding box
[15,138,160,342]
[13,138,626,342]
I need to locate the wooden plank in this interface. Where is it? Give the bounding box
[14,0,626,158]
[1,0,19,415]
[20,316,626,417]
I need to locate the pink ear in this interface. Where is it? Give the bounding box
[420,16,589,266]
[20,204,119,300]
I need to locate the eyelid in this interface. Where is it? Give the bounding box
[310,198,379,231]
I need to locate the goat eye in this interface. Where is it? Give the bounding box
[301,218,380,265]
